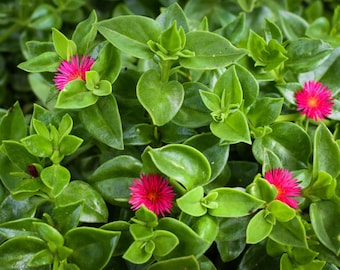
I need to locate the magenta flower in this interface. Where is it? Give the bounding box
[129,174,176,216]
[264,168,302,209]
[53,55,95,91]
[295,80,333,122]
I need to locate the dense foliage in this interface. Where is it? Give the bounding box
[0,0,340,269]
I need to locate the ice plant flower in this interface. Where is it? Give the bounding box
[264,168,302,209]
[129,174,175,216]
[53,55,95,91]
[295,80,333,122]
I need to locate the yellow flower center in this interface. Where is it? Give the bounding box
[147,191,158,202]
[307,96,319,108]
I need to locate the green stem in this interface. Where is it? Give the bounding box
[275,113,305,122]
[160,60,172,83]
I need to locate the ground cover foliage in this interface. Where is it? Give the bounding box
[0,0,340,269]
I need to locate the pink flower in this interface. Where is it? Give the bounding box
[264,168,302,209]
[53,55,95,91]
[129,174,175,216]
[295,80,333,122]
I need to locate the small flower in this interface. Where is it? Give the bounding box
[53,55,95,91]
[129,174,175,216]
[264,168,302,209]
[27,165,39,178]
[295,80,333,122]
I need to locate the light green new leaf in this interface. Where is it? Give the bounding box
[246,210,273,244]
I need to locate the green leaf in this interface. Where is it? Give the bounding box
[91,42,121,83]
[199,90,221,112]
[152,230,179,257]
[310,201,340,256]
[237,0,256,12]
[247,176,277,202]
[21,134,53,158]
[286,39,333,73]
[267,200,296,222]
[264,19,283,43]
[52,28,77,60]
[210,110,251,144]
[148,144,211,190]
[147,255,199,270]
[279,10,309,40]
[55,80,98,108]
[176,186,206,216]
[0,101,27,142]
[308,171,336,200]
[180,31,246,69]
[72,10,97,55]
[56,181,108,223]
[65,227,120,270]
[253,122,311,170]
[33,222,64,247]
[184,133,229,181]
[18,52,60,72]
[262,148,282,175]
[213,65,243,109]
[137,69,184,126]
[0,236,46,269]
[28,248,53,267]
[89,155,142,204]
[52,202,82,234]
[269,216,308,248]
[129,224,153,240]
[123,240,154,264]
[2,141,39,172]
[29,4,62,30]
[96,15,162,59]
[0,218,40,238]
[40,164,70,197]
[208,188,265,217]
[172,82,211,128]
[246,210,273,244]
[191,215,219,243]
[59,135,83,156]
[248,97,283,127]
[79,94,123,149]
[157,217,211,258]
[156,3,189,32]
[32,119,50,138]
[313,124,340,178]
[0,195,41,223]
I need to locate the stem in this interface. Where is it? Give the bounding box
[275,113,304,122]
[160,60,172,83]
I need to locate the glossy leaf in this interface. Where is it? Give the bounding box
[52,201,83,234]
[0,218,40,239]
[17,52,60,72]
[52,28,77,60]
[147,255,199,270]
[176,186,206,216]
[123,240,154,264]
[0,236,46,269]
[310,201,340,256]
[313,124,340,178]
[253,122,311,170]
[79,94,123,149]
[0,101,27,142]
[137,69,184,126]
[267,200,296,222]
[269,216,308,248]
[157,217,211,258]
[89,155,142,204]
[180,31,246,69]
[56,181,108,223]
[152,230,179,257]
[207,188,265,217]
[246,210,273,244]
[210,110,251,144]
[184,133,229,181]
[96,15,162,59]
[148,144,211,190]
[65,227,120,270]
[156,3,189,32]
[279,10,309,40]
[40,164,70,197]
[21,134,53,158]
